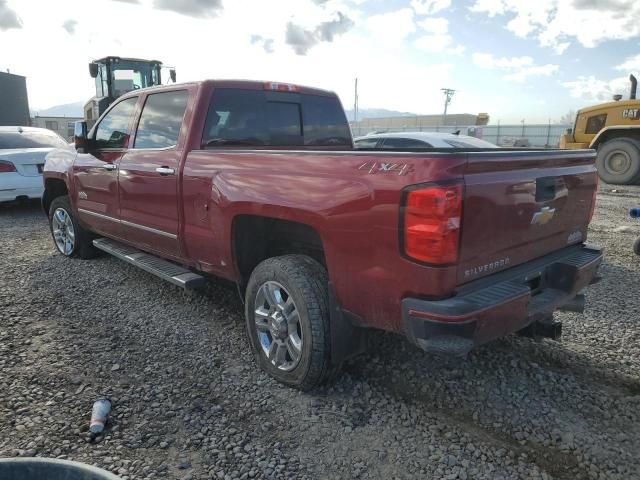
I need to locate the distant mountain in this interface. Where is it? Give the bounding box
[345,108,417,122]
[31,101,84,118]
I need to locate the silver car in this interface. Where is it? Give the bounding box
[354,131,498,149]
[0,126,69,202]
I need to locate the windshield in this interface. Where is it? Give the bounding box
[110,60,160,98]
[0,130,68,149]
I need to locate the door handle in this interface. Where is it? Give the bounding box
[155,166,176,175]
[103,164,117,171]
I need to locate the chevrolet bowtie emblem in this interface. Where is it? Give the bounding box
[531,206,556,225]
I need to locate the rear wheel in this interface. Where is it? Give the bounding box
[595,138,640,185]
[634,237,640,256]
[244,255,333,391]
[48,196,98,259]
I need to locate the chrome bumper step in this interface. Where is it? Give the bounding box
[93,238,205,290]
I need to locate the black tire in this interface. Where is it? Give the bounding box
[634,237,640,256]
[595,138,640,185]
[48,196,99,259]
[244,255,333,391]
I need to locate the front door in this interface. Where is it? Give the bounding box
[118,89,189,256]
[73,96,139,236]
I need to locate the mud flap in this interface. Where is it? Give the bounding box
[328,282,367,367]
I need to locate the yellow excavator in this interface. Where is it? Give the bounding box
[560,74,640,184]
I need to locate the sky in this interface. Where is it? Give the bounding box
[2,0,640,123]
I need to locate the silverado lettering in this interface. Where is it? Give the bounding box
[465,258,511,278]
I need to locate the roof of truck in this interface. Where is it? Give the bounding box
[117,79,338,98]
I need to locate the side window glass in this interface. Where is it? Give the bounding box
[203,89,268,147]
[95,97,138,149]
[585,114,607,134]
[267,102,302,146]
[134,90,188,149]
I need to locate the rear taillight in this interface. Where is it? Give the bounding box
[403,182,463,265]
[588,174,598,223]
[0,160,16,173]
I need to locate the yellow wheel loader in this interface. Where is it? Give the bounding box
[560,74,640,184]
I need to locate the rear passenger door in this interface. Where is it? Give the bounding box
[117,89,189,257]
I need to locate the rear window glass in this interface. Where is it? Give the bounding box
[203,88,351,148]
[203,89,268,147]
[302,95,351,146]
[267,102,302,145]
[0,130,68,149]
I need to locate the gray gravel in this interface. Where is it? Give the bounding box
[0,185,639,480]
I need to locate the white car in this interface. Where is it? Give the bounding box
[353,131,498,149]
[0,126,69,202]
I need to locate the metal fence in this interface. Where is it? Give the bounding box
[350,123,572,148]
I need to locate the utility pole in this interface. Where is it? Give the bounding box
[441,88,455,125]
[353,77,359,124]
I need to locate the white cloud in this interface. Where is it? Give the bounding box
[414,17,464,54]
[473,53,533,69]
[472,53,558,82]
[0,0,21,30]
[411,0,451,15]
[504,64,558,82]
[615,54,640,73]
[366,8,415,44]
[418,17,448,34]
[470,0,640,54]
[562,75,631,102]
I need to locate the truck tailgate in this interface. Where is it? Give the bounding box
[458,149,597,285]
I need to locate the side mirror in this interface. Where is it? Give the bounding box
[89,63,99,78]
[74,121,89,153]
[170,69,176,83]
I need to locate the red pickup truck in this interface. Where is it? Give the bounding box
[43,80,602,390]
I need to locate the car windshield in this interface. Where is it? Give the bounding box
[0,130,68,149]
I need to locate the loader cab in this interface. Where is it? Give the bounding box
[84,56,176,127]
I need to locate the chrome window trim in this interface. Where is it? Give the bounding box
[78,208,177,239]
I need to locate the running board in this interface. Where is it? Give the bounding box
[93,238,206,290]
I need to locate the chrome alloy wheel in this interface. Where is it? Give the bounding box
[254,281,303,372]
[51,207,76,256]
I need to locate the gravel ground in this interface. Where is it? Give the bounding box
[1,185,639,480]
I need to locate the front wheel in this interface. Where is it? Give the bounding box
[48,196,98,259]
[244,255,333,391]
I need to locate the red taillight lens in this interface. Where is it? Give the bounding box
[0,160,16,173]
[588,174,598,223]
[403,183,463,265]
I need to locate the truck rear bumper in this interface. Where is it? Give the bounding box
[401,245,603,356]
